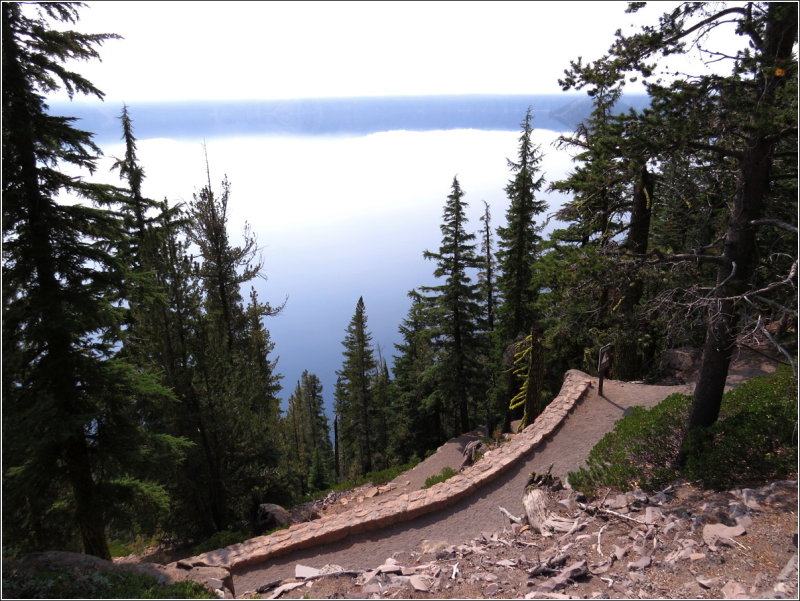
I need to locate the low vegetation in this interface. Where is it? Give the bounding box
[1,563,214,599]
[568,366,797,495]
[423,467,459,489]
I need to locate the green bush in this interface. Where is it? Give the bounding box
[190,529,250,556]
[568,366,797,495]
[301,460,419,503]
[422,467,458,489]
[683,367,797,489]
[1,565,214,599]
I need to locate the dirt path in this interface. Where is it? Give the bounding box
[233,350,778,594]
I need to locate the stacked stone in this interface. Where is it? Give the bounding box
[177,369,593,572]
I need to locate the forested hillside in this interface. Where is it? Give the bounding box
[3,1,796,560]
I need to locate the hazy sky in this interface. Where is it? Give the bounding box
[50,1,691,103]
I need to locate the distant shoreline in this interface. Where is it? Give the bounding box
[47,94,650,141]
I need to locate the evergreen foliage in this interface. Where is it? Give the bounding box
[282,371,335,496]
[421,177,486,437]
[490,110,548,430]
[335,297,380,478]
[2,2,187,559]
[558,1,797,444]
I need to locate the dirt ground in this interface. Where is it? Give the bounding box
[231,348,788,597]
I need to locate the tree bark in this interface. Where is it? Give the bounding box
[684,4,797,442]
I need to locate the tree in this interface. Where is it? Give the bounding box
[390,290,439,457]
[491,110,548,430]
[422,177,485,436]
[180,166,283,532]
[284,371,334,494]
[561,2,798,442]
[335,297,378,478]
[2,2,186,558]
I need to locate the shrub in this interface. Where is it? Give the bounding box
[568,366,797,495]
[422,467,458,489]
[1,564,214,599]
[190,529,250,556]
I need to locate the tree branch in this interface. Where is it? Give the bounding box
[688,141,743,160]
[663,7,749,47]
[749,219,798,234]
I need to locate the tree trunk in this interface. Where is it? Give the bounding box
[65,438,111,559]
[685,4,797,440]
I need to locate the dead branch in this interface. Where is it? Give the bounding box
[499,506,526,525]
[750,218,798,233]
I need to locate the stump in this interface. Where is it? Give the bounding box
[522,468,582,536]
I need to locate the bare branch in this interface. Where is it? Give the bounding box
[749,219,798,234]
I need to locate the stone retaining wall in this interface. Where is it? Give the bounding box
[177,369,592,571]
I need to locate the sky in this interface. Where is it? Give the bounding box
[38,0,743,409]
[49,1,694,102]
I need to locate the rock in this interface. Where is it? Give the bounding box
[628,490,649,504]
[378,563,402,574]
[206,577,224,590]
[420,539,450,554]
[721,580,748,599]
[606,494,629,509]
[255,503,291,532]
[409,575,430,592]
[496,559,517,568]
[644,507,663,525]
[689,553,706,561]
[295,564,321,579]
[484,582,500,595]
[703,523,746,547]
[612,545,627,561]
[696,575,719,588]
[627,555,651,570]
[364,487,379,498]
[363,583,381,595]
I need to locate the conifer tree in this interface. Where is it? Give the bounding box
[391,290,439,457]
[422,177,484,436]
[335,297,378,478]
[495,108,548,344]
[491,111,547,430]
[182,168,283,532]
[284,371,334,494]
[2,2,186,558]
[559,2,797,444]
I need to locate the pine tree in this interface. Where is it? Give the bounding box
[2,3,187,558]
[560,2,797,445]
[491,111,548,430]
[391,290,439,457]
[334,297,377,478]
[187,168,280,531]
[284,370,334,494]
[422,177,484,436]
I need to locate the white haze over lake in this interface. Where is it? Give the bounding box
[90,127,573,410]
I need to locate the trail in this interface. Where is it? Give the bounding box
[234,350,777,593]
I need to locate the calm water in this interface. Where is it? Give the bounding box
[48,95,649,411]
